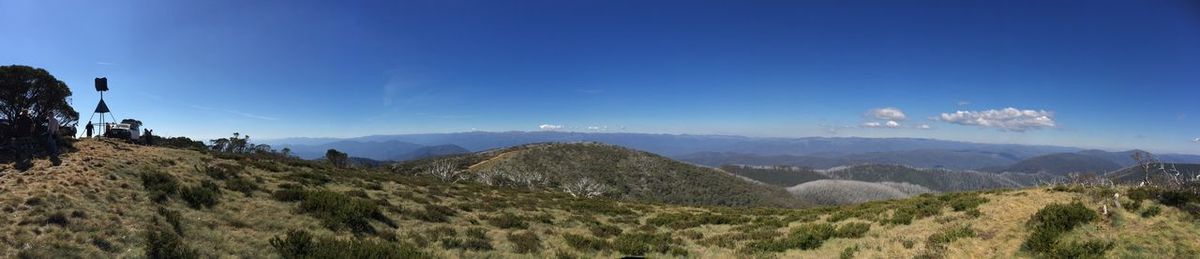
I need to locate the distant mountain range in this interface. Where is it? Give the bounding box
[263,131,1200,173]
[276,139,469,161]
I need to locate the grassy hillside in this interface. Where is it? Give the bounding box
[394,142,801,207]
[718,165,829,187]
[786,180,934,205]
[2,139,1199,258]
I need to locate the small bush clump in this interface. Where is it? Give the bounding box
[507,231,542,253]
[270,230,429,258]
[1140,205,1162,218]
[562,233,610,252]
[613,232,682,256]
[414,204,457,223]
[141,171,180,203]
[145,218,199,259]
[1022,202,1099,255]
[225,177,260,197]
[588,224,623,238]
[486,213,529,229]
[180,180,222,209]
[645,212,748,229]
[297,190,391,233]
[834,222,871,238]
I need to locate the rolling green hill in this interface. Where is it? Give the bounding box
[393,142,802,208]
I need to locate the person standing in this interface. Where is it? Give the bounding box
[45,113,60,165]
[144,129,154,146]
[85,121,94,138]
[13,110,33,169]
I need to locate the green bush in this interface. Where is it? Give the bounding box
[414,204,457,223]
[507,231,542,253]
[270,230,429,259]
[646,212,748,229]
[198,164,242,180]
[834,222,871,238]
[273,188,307,202]
[145,218,199,259]
[486,213,529,229]
[440,238,493,251]
[613,232,678,256]
[562,233,610,252]
[225,177,260,197]
[1140,205,1162,218]
[948,196,989,211]
[180,180,222,209]
[741,223,836,253]
[158,207,184,235]
[1048,240,1114,259]
[1022,202,1098,255]
[840,245,859,259]
[297,190,391,233]
[927,225,974,247]
[588,224,623,238]
[141,171,180,203]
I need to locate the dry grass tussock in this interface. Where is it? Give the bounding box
[1,139,1198,258]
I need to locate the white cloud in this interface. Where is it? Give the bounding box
[539,124,564,131]
[1192,137,1199,143]
[916,124,932,129]
[937,107,1055,131]
[861,120,902,128]
[867,107,906,121]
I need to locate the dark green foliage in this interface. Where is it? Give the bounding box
[646,212,748,229]
[834,222,871,238]
[152,136,207,150]
[296,190,391,233]
[145,218,199,259]
[1126,187,1200,216]
[612,232,680,256]
[1140,205,1162,218]
[486,213,529,229]
[588,224,623,238]
[180,180,222,209]
[158,207,184,235]
[225,177,260,197]
[440,237,493,251]
[561,199,634,215]
[141,171,180,203]
[1023,203,1099,255]
[507,231,542,253]
[965,208,983,218]
[273,188,307,202]
[742,223,836,253]
[414,204,457,223]
[562,233,610,252]
[270,230,429,259]
[948,196,989,211]
[44,212,69,226]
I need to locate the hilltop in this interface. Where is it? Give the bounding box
[1,139,1198,258]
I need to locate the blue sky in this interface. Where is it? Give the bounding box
[2,0,1198,154]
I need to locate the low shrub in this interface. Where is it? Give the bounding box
[273,188,307,202]
[158,207,184,235]
[834,222,871,238]
[141,171,180,203]
[948,195,989,212]
[414,205,457,223]
[562,233,610,252]
[145,218,199,259]
[588,224,623,238]
[927,225,974,248]
[180,180,222,209]
[440,238,493,251]
[270,230,429,258]
[646,212,748,229]
[198,164,242,180]
[613,232,679,256]
[741,223,836,253]
[1022,202,1098,255]
[1140,205,1162,218]
[297,190,391,233]
[507,231,542,253]
[225,177,260,197]
[1048,240,1114,258]
[486,213,529,229]
[840,245,859,259]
